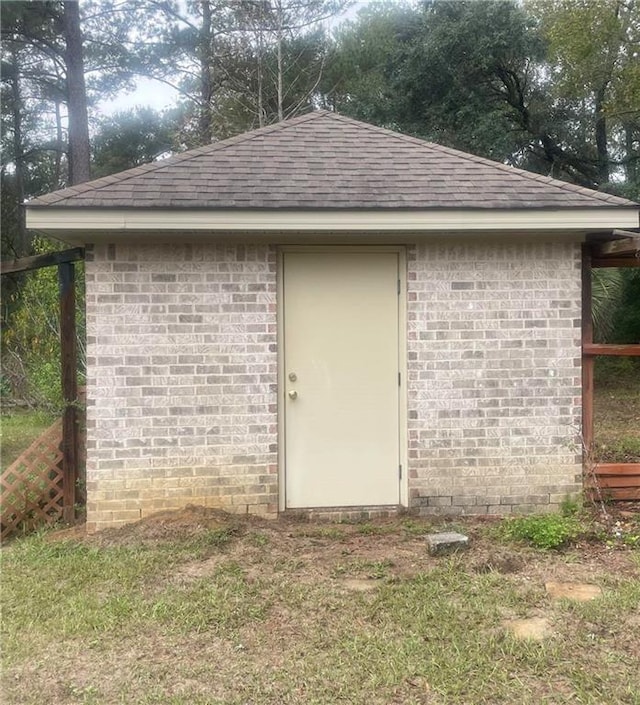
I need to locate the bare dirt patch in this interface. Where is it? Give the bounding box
[504,616,552,641]
[545,581,603,601]
[341,578,381,592]
[88,504,245,546]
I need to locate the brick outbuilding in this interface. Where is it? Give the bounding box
[26,111,640,530]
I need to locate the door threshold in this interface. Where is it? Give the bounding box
[282,505,408,522]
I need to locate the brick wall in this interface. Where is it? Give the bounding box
[407,239,583,514]
[84,243,278,531]
[85,239,583,529]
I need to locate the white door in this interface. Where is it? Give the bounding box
[283,251,401,508]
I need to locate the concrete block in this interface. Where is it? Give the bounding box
[426,532,470,555]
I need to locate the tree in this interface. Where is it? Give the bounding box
[127,0,347,144]
[1,0,128,403]
[254,0,347,122]
[324,1,555,169]
[62,0,90,184]
[321,2,417,127]
[1,1,96,195]
[323,0,639,193]
[530,0,640,190]
[92,107,176,177]
[2,2,63,349]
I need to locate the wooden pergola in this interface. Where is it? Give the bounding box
[582,231,640,501]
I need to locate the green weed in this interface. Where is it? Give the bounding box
[496,513,583,550]
[356,523,395,536]
[400,518,431,536]
[293,526,346,541]
[247,531,270,547]
[560,495,581,517]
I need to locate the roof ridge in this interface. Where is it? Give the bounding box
[319,111,636,207]
[29,110,326,206]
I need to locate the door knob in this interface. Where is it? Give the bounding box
[288,390,298,400]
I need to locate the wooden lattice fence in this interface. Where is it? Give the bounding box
[1,419,66,540]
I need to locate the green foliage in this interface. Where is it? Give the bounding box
[325,0,640,191]
[618,519,640,547]
[529,0,640,183]
[326,1,544,164]
[610,269,640,344]
[124,0,347,145]
[356,522,395,536]
[604,436,640,463]
[595,355,640,387]
[497,513,583,550]
[591,268,626,342]
[593,364,640,463]
[592,268,640,354]
[1,237,85,409]
[560,495,581,517]
[92,108,175,177]
[400,517,431,536]
[2,243,61,408]
[248,531,271,547]
[321,2,417,127]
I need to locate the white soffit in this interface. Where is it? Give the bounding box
[26,207,639,235]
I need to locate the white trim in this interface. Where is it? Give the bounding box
[26,207,639,234]
[397,247,408,508]
[277,245,408,512]
[277,251,285,512]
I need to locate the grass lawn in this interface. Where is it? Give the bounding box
[1,409,55,471]
[594,383,640,463]
[2,510,639,705]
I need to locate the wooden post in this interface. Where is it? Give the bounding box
[58,260,78,523]
[581,245,594,456]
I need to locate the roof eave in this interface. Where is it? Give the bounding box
[26,206,640,239]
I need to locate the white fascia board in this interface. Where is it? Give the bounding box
[26,206,640,233]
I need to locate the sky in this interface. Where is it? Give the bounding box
[96,1,373,117]
[98,76,179,116]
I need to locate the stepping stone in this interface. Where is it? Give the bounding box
[545,581,602,601]
[342,578,378,592]
[426,532,469,555]
[504,617,551,641]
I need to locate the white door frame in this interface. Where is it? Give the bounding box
[277,245,408,511]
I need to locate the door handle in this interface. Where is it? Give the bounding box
[288,390,298,400]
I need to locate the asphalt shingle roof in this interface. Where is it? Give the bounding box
[29,110,636,210]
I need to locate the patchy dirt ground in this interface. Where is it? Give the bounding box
[4,507,640,705]
[55,503,640,580]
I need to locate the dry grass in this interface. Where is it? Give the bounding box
[2,509,640,705]
[593,361,640,463]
